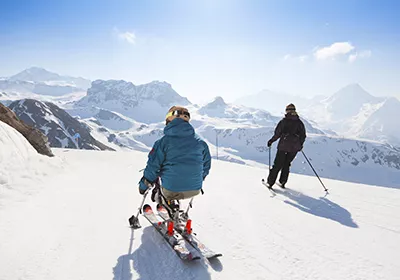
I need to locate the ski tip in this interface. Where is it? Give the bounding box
[157,203,167,212]
[143,204,152,213]
[208,253,223,259]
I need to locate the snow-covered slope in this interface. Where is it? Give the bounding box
[93,109,135,131]
[77,111,400,188]
[0,148,399,280]
[82,118,153,152]
[195,123,400,188]
[0,120,40,180]
[75,80,191,123]
[0,120,60,206]
[9,99,113,151]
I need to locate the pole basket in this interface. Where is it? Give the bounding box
[129,215,141,229]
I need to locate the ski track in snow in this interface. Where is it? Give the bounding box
[0,149,399,280]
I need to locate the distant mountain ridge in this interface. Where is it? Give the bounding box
[75,79,191,123]
[9,67,91,89]
[0,67,90,102]
[9,99,113,151]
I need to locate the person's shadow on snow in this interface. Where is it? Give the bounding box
[274,189,358,228]
[113,226,214,280]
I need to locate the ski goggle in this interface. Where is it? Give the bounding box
[166,110,191,119]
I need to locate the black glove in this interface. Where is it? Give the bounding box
[138,176,152,195]
[267,140,273,147]
[138,187,147,195]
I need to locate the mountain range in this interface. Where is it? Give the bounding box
[236,83,400,146]
[1,67,399,189]
[0,67,90,101]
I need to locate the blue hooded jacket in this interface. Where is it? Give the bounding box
[139,118,211,192]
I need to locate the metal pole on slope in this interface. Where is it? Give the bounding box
[128,187,151,229]
[301,150,329,193]
[216,130,219,160]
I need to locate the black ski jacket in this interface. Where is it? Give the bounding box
[269,113,306,153]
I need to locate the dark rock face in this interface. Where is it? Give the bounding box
[0,103,54,157]
[9,99,114,151]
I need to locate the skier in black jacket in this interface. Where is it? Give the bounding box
[266,103,306,188]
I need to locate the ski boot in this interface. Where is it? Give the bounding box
[277,182,286,189]
[165,200,191,233]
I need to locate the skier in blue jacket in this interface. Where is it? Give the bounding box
[138,106,211,201]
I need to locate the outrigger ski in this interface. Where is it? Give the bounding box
[156,203,222,259]
[142,204,201,261]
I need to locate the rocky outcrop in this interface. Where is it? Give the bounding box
[0,103,54,157]
[9,99,114,151]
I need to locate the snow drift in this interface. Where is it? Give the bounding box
[0,120,60,206]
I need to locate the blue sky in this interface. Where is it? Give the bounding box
[1,0,399,103]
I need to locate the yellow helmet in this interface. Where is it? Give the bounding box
[165,106,190,125]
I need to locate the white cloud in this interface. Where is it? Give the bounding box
[119,32,136,45]
[349,53,358,63]
[298,55,308,62]
[282,54,308,62]
[114,27,136,45]
[314,42,355,60]
[349,50,372,63]
[284,42,369,64]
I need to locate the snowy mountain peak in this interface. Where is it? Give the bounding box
[75,79,190,123]
[383,96,400,106]
[10,67,60,82]
[8,67,91,89]
[204,96,227,109]
[149,80,172,87]
[317,83,385,122]
[329,83,377,103]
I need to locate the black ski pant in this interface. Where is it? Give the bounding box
[267,150,297,186]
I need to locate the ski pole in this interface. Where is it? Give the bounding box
[262,146,272,186]
[185,197,194,214]
[301,150,328,193]
[129,187,151,229]
[269,146,271,171]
